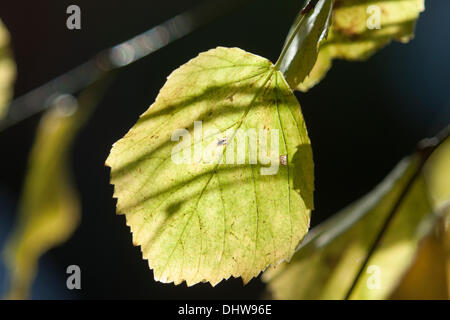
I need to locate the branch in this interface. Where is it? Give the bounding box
[0,0,252,131]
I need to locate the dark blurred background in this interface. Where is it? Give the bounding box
[0,0,449,299]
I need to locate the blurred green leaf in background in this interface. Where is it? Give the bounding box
[264,133,450,300]
[0,19,16,119]
[2,77,111,299]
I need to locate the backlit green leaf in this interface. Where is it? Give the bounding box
[0,19,16,119]
[264,136,450,299]
[106,47,314,286]
[298,0,425,91]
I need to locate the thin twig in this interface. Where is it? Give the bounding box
[0,0,251,131]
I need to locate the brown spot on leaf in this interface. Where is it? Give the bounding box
[280,155,287,166]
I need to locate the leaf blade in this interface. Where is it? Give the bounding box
[106,47,314,286]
